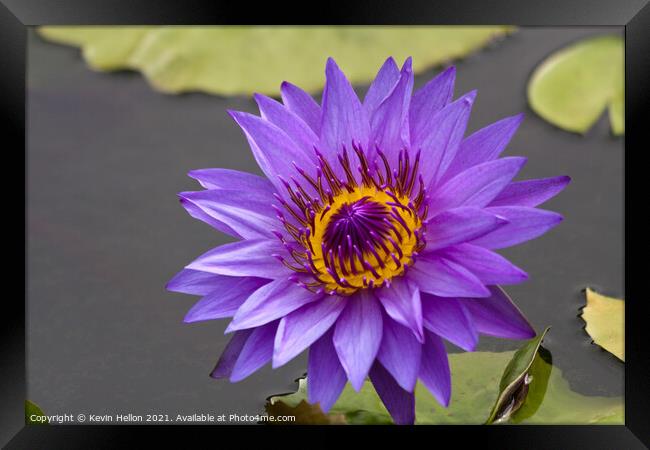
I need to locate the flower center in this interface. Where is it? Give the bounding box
[273,143,428,295]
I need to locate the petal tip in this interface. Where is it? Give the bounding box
[224,321,238,334]
[209,368,225,380]
[182,311,198,323]
[402,56,413,72]
[463,90,478,105]
[229,372,244,383]
[325,57,339,72]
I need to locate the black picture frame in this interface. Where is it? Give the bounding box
[2,0,648,447]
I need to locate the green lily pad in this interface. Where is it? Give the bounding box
[267,335,623,424]
[581,288,625,361]
[25,400,47,425]
[38,26,514,96]
[527,35,624,135]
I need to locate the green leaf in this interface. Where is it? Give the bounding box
[25,400,47,425]
[508,349,623,424]
[486,327,550,424]
[580,288,625,361]
[38,26,514,96]
[527,35,624,135]
[267,337,623,424]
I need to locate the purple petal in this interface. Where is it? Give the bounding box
[368,361,415,425]
[166,268,228,296]
[428,157,527,216]
[307,328,347,412]
[460,286,535,339]
[443,113,524,182]
[210,329,253,379]
[433,243,528,285]
[183,277,269,323]
[320,58,371,157]
[230,321,278,382]
[186,239,288,279]
[415,91,476,189]
[425,207,509,251]
[375,277,424,342]
[363,57,400,119]
[179,194,239,238]
[419,330,451,407]
[376,316,422,391]
[255,93,320,154]
[229,110,318,196]
[408,255,490,298]
[188,168,274,192]
[469,206,563,249]
[409,66,455,144]
[280,81,322,135]
[179,190,279,240]
[369,57,414,164]
[490,176,571,207]
[333,291,383,391]
[227,277,322,331]
[421,293,478,351]
[273,296,347,368]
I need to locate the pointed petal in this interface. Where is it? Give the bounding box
[363,57,400,118]
[429,157,527,216]
[460,286,535,339]
[210,329,253,379]
[377,316,422,391]
[320,58,371,156]
[255,93,320,154]
[375,277,423,342]
[179,189,279,240]
[444,113,524,181]
[179,194,239,238]
[419,330,451,407]
[273,296,347,368]
[229,110,317,195]
[369,57,414,164]
[421,293,478,351]
[307,328,347,412]
[333,291,383,391]
[186,239,288,279]
[281,81,322,135]
[166,268,228,296]
[469,206,563,249]
[183,277,268,323]
[409,255,490,298]
[230,321,278,382]
[227,277,322,331]
[188,168,274,192]
[369,361,415,425]
[410,66,455,142]
[434,243,528,285]
[425,207,509,251]
[415,91,476,188]
[490,176,571,207]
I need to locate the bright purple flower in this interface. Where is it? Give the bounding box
[167,57,570,424]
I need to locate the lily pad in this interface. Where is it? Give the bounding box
[267,334,623,424]
[25,400,47,425]
[581,288,625,361]
[527,35,624,135]
[38,26,514,96]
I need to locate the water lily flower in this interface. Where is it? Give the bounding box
[167,57,570,424]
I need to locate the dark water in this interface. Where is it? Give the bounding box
[27,26,623,421]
